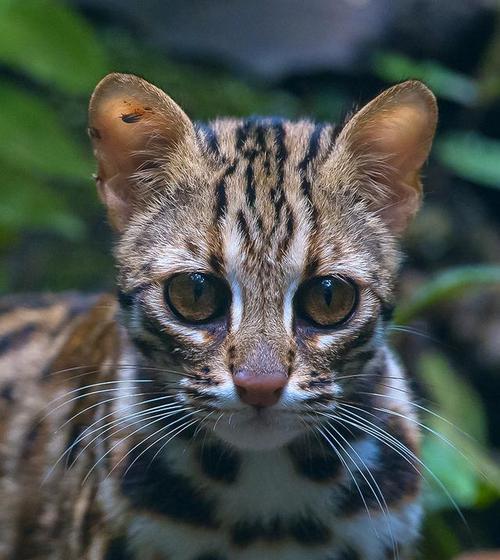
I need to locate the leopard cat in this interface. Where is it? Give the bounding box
[0,74,437,560]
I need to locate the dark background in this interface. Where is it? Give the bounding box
[1,1,499,557]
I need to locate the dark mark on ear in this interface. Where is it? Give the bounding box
[121,113,142,124]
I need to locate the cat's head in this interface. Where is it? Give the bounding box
[89,74,437,450]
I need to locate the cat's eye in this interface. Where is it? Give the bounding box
[164,273,230,324]
[295,276,358,328]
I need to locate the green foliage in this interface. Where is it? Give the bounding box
[419,352,500,511]
[436,132,500,189]
[373,51,478,105]
[395,266,500,324]
[0,0,109,94]
[0,81,92,179]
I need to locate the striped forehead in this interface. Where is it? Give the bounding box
[199,118,338,273]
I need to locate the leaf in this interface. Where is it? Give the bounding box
[436,132,500,189]
[0,163,85,239]
[0,0,108,94]
[0,81,92,180]
[373,51,477,106]
[418,352,500,511]
[395,266,500,325]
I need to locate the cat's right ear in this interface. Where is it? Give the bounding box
[88,73,195,231]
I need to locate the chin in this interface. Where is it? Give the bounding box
[213,407,305,451]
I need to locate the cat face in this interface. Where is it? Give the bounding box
[89,74,437,450]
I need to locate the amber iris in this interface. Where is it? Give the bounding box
[164,273,229,323]
[295,276,357,328]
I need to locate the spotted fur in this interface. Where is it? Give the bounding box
[0,74,438,559]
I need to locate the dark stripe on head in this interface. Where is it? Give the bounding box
[237,210,252,247]
[0,323,37,355]
[214,163,236,222]
[298,124,326,224]
[196,441,241,484]
[196,123,222,159]
[236,120,252,152]
[245,162,256,208]
[121,443,219,528]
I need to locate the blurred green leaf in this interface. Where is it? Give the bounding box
[395,266,500,324]
[0,80,92,180]
[419,352,500,511]
[436,132,500,189]
[0,164,85,240]
[104,32,299,119]
[419,512,462,560]
[373,51,477,105]
[0,0,108,94]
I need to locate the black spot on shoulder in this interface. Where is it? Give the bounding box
[0,323,37,355]
[197,441,241,484]
[121,444,219,528]
[1,382,14,402]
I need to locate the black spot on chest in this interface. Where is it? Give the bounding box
[288,435,342,482]
[196,441,241,483]
[230,515,331,547]
[121,445,219,528]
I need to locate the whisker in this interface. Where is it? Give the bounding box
[357,391,475,442]
[322,421,399,560]
[44,402,185,481]
[82,406,195,485]
[333,405,469,529]
[110,410,200,480]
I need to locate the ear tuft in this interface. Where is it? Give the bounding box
[330,80,438,234]
[88,73,194,231]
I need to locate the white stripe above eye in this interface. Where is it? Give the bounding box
[229,276,243,332]
[283,278,299,336]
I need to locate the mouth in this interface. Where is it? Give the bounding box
[210,405,306,451]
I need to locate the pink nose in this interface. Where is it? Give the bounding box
[233,370,288,407]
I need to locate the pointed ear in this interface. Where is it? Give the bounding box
[88,73,195,231]
[329,81,437,234]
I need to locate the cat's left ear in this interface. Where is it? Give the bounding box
[89,73,195,231]
[327,80,437,234]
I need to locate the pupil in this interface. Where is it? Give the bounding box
[321,278,333,307]
[191,273,205,302]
